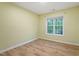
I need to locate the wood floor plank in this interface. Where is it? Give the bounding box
[0,39,79,56]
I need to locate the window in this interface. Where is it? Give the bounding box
[46,16,64,36]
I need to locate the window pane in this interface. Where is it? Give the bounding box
[55,18,58,26]
[59,17,63,26]
[55,26,58,34]
[55,26,63,35]
[55,17,63,26]
[47,26,53,34]
[60,26,63,35]
[47,18,53,26]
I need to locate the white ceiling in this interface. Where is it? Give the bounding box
[15,2,79,14]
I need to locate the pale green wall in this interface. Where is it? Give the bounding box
[0,3,39,49]
[39,6,79,45]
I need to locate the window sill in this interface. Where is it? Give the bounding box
[46,33,64,36]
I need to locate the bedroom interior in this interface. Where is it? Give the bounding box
[0,2,79,56]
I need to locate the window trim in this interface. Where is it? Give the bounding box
[45,16,64,36]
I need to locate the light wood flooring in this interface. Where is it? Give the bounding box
[0,39,79,56]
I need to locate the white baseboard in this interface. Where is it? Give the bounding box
[0,38,37,53]
[39,37,79,46]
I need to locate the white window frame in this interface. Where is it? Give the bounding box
[45,16,64,36]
